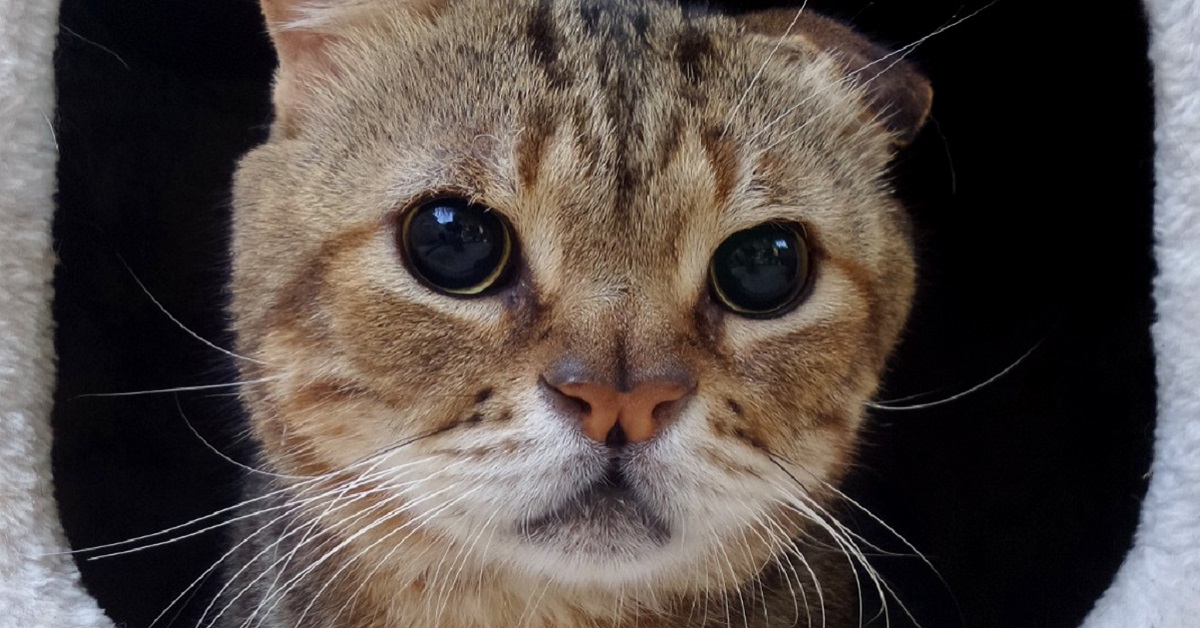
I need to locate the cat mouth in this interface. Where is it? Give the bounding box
[520,461,670,554]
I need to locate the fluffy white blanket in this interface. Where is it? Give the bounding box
[0,0,112,626]
[0,0,1194,626]
[1080,0,1200,625]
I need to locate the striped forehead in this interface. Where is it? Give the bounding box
[510,2,738,214]
[509,114,738,294]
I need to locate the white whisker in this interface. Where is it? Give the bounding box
[72,377,280,399]
[120,259,271,365]
[211,486,406,628]
[150,497,322,628]
[722,1,809,137]
[73,476,327,558]
[430,502,503,624]
[766,457,928,628]
[81,453,408,560]
[289,485,483,628]
[750,2,996,151]
[239,469,476,628]
[867,342,1039,411]
[173,396,309,480]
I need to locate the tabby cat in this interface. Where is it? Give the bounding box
[218,0,931,625]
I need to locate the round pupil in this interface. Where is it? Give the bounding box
[710,224,809,315]
[405,199,509,293]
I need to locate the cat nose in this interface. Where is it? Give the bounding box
[542,376,692,444]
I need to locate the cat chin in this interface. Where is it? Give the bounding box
[504,528,691,589]
[521,483,670,545]
[489,465,686,586]
[499,510,764,593]
[502,475,756,590]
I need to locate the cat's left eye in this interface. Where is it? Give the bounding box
[398,197,514,296]
[708,222,812,317]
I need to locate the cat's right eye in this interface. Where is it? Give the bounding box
[398,197,514,296]
[708,222,812,317]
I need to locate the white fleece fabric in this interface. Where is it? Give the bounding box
[0,0,1194,627]
[1080,0,1200,625]
[0,0,114,626]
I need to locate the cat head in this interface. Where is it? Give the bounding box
[231,0,929,603]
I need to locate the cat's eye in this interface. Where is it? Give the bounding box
[708,223,811,317]
[399,197,514,295]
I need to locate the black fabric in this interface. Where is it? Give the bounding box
[51,1,1155,626]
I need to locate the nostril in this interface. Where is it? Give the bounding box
[540,376,624,443]
[565,395,591,415]
[539,376,590,416]
[540,371,694,445]
[604,423,628,449]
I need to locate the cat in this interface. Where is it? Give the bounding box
[216,0,931,626]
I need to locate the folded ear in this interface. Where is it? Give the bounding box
[737,10,933,147]
[258,0,351,134]
[258,0,446,134]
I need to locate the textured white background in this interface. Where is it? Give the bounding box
[1081,0,1200,625]
[0,0,1194,626]
[0,0,113,625]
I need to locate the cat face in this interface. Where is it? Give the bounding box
[231,0,927,605]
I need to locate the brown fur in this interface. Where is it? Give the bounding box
[222,0,929,626]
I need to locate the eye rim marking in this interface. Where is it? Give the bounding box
[395,195,517,297]
[707,221,814,319]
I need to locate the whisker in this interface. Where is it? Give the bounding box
[209,477,420,628]
[749,1,996,150]
[173,396,309,480]
[782,543,823,628]
[120,258,271,365]
[326,503,467,627]
[247,480,480,628]
[283,497,444,628]
[795,463,955,604]
[70,445,413,558]
[766,457,927,628]
[430,503,503,623]
[754,507,808,627]
[165,460,444,628]
[867,342,1039,411]
[515,574,554,628]
[722,0,809,137]
[65,477,326,558]
[315,472,487,627]
[761,460,881,627]
[208,494,383,628]
[771,476,901,559]
[87,477,360,562]
[60,24,131,70]
[704,516,747,628]
[71,376,280,399]
[148,495,327,628]
[234,466,445,628]
[733,499,778,627]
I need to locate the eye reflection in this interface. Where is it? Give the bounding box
[399,198,514,295]
[709,223,810,316]
[433,206,456,224]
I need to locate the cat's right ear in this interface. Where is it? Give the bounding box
[259,0,444,134]
[258,0,347,134]
[261,0,369,133]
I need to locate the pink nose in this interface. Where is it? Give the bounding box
[548,380,689,444]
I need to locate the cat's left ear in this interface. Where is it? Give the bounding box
[737,10,933,147]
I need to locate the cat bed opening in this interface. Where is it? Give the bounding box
[1,0,1195,626]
